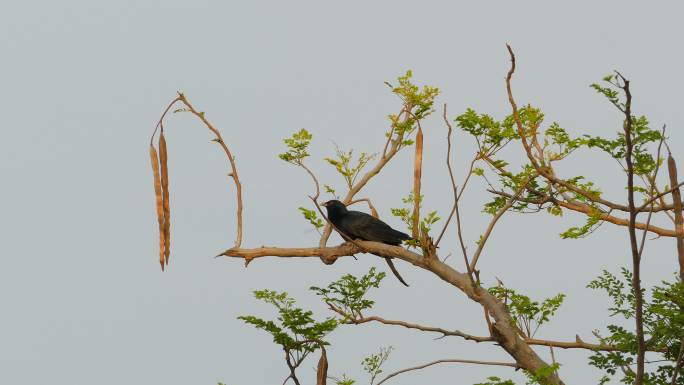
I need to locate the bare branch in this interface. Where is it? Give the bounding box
[489,189,680,238]
[615,72,646,385]
[637,181,684,213]
[469,182,529,273]
[349,315,493,343]
[375,358,518,385]
[177,93,244,248]
[637,131,665,260]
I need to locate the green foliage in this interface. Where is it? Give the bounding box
[474,376,516,385]
[587,270,684,385]
[559,207,602,239]
[543,122,584,161]
[523,363,561,385]
[386,70,439,143]
[589,75,663,176]
[325,147,375,189]
[310,267,386,320]
[238,290,337,354]
[488,286,565,338]
[298,206,324,230]
[456,108,519,149]
[390,192,440,242]
[362,346,393,385]
[324,184,338,198]
[279,129,313,165]
[333,374,356,385]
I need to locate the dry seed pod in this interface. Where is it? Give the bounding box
[149,144,166,270]
[412,127,424,238]
[159,132,171,265]
[316,346,328,385]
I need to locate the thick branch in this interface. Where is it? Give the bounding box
[222,239,565,384]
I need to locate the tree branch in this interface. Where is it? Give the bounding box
[177,93,244,248]
[375,358,518,385]
[222,238,565,384]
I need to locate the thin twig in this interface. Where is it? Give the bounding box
[469,181,529,273]
[637,130,666,260]
[637,181,684,213]
[615,71,645,385]
[436,104,461,245]
[319,106,413,247]
[375,358,517,385]
[150,96,182,145]
[177,93,244,248]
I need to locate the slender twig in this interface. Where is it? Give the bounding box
[489,189,679,238]
[284,349,302,385]
[177,93,244,248]
[637,181,684,213]
[637,130,666,259]
[436,104,462,245]
[469,182,529,273]
[319,106,413,247]
[615,72,645,385]
[375,358,517,385]
[150,96,182,145]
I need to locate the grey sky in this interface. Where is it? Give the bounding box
[1,1,683,384]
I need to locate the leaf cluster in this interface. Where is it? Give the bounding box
[238,290,337,354]
[390,192,440,244]
[387,70,439,145]
[587,269,684,384]
[362,346,393,385]
[488,286,565,338]
[310,267,386,321]
[298,206,324,230]
[279,128,313,165]
[325,147,375,189]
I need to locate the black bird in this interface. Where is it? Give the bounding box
[322,200,411,286]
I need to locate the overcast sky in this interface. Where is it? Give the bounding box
[2,1,684,385]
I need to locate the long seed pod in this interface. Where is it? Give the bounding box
[316,345,328,385]
[149,144,166,270]
[667,154,684,282]
[412,127,423,239]
[159,132,171,266]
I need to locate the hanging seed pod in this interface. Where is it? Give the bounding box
[149,144,166,270]
[159,132,171,266]
[412,127,424,238]
[316,345,328,385]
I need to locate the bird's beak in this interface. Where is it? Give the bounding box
[321,201,329,207]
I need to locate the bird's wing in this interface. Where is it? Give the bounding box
[340,211,410,245]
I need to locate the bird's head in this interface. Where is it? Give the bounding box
[321,200,347,214]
